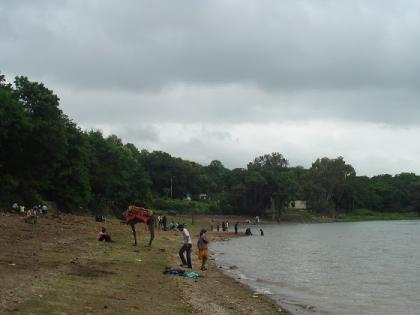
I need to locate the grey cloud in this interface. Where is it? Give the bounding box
[88,123,160,145]
[118,125,160,144]
[97,120,420,176]
[3,0,420,127]
[2,0,420,91]
[3,1,420,175]
[56,83,420,127]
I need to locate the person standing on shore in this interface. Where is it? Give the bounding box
[197,229,209,271]
[234,222,238,234]
[226,221,229,232]
[178,224,192,268]
[162,215,167,231]
[157,215,161,229]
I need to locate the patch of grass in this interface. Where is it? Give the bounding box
[280,208,332,223]
[280,208,420,223]
[15,220,192,315]
[149,197,210,215]
[337,208,420,222]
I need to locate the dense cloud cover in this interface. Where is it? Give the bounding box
[2,0,420,175]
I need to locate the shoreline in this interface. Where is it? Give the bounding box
[0,212,288,314]
[3,211,419,314]
[173,215,288,314]
[207,218,420,315]
[209,231,292,315]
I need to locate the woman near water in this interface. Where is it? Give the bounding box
[197,229,209,271]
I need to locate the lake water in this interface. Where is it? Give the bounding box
[212,221,420,315]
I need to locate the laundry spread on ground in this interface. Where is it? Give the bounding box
[163,268,200,279]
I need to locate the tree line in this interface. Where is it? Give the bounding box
[1,74,420,217]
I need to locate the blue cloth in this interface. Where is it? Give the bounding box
[184,271,199,279]
[163,268,200,279]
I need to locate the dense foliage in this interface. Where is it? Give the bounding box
[1,74,420,217]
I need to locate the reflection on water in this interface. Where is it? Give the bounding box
[212,221,420,315]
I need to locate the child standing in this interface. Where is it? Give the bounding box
[197,229,209,271]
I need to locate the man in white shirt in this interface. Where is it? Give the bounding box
[157,215,161,229]
[178,224,192,268]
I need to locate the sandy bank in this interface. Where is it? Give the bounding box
[0,212,287,314]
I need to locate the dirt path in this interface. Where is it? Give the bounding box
[0,213,287,314]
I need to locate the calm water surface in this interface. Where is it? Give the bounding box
[212,221,420,315]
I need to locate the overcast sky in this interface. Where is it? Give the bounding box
[2,0,420,176]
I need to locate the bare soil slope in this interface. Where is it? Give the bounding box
[0,213,286,315]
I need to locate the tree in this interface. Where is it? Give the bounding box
[140,150,208,199]
[87,132,151,212]
[13,76,67,196]
[49,121,91,211]
[203,160,230,193]
[305,157,356,215]
[248,152,288,171]
[0,79,32,203]
[247,152,291,218]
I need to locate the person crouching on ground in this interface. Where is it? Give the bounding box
[197,229,209,271]
[178,224,192,268]
[25,207,37,224]
[97,227,112,242]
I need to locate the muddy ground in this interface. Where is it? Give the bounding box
[0,213,287,314]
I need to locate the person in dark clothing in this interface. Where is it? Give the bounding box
[217,223,220,232]
[245,227,252,236]
[260,229,264,236]
[97,227,112,242]
[162,215,167,231]
[222,221,226,232]
[234,222,238,235]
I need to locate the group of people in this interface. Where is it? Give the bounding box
[244,226,264,236]
[95,219,209,271]
[95,214,264,272]
[12,203,48,215]
[178,224,209,271]
[11,203,48,224]
[178,220,263,271]
[211,221,230,232]
[157,215,183,231]
[209,220,265,237]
